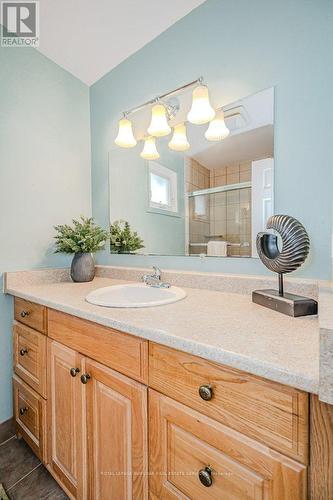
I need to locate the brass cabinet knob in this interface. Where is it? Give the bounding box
[19,407,28,416]
[198,466,213,487]
[199,384,213,401]
[19,348,28,356]
[70,367,80,377]
[80,373,91,384]
[20,310,30,318]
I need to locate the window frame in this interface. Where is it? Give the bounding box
[148,161,178,214]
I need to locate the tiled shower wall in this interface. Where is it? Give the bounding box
[210,162,252,257]
[186,159,252,256]
[185,158,210,254]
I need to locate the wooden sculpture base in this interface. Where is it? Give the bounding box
[252,289,318,317]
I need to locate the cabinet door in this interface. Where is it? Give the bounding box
[47,340,84,499]
[84,357,148,500]
[149,389,307,500]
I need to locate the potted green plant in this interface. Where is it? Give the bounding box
[54,216,108,282]
[110,220,144,254]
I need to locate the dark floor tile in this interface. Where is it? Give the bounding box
[8,465,68,500]
[0,419,15,445]
[0,437,40,490]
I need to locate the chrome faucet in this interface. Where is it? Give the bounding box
[142,266,171,288]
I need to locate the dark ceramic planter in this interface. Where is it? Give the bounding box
[70,253,95,282]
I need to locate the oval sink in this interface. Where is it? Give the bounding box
[85,283,186,308]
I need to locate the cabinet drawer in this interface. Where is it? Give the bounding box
[149,390,307,499]
[13,375,46,462]
[13,322,47,397]
[14,297,47,334]
[149,343,309,464]
[48,309,148,384]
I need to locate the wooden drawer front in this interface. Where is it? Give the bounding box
[149,343,309,464]
[48,309,148,384]
[13,375,46,461]
[13,322,46,397]
[149,390,307,500]
[14,297,47,334]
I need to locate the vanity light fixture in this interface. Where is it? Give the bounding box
[187,84,215,125]
[147,103,171,137]
[115,116,137,148]
[140,136,160,160]
[168,123,190,151]
[115,77,227,155]
[205,109,230,141]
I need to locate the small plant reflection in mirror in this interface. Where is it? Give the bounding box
[110,220,144,254]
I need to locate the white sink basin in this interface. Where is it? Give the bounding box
[85,283,186,308]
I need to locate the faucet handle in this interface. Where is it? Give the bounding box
[152,266,161,279]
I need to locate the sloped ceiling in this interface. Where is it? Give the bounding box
[36,0,206,85]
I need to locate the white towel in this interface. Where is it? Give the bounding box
[207,240,228,257]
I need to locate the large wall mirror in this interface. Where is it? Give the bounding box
[109,87,274,258]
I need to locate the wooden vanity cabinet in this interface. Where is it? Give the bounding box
[12,298,325,500]
[149,389,307,499]
[84,357,148,499]
[47,340,84,498]
[47,339,148,500]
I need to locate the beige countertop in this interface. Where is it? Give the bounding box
[5,274,319,394]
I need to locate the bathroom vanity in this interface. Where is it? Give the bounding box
[6,269,333,499]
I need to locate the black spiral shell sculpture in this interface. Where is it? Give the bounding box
[256,215,310,274]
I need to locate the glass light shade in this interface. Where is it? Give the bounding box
[140,137,160,160]
[147,104,171,137]
[205,110,230,141]
[168,123,190,152]
[115,118,137,148]
[187,85,215,125]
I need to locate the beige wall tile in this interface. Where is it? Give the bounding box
[226,190,239,205]
[226,164,240,175]
[227,203,240,221]
[214,175,227,187]
[226,172,240,184]
[240,188,251,203]
[240,170,251,182]
[227,219,240,234]
[240,161,251,172]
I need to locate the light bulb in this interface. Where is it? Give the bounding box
[205,110,230,141]
[115,117,137,148]
[168,123,190,152]
[140,137,160,160]
[187,85,215,125]
[147,104,171,137]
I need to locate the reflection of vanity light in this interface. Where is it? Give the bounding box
[115,117,137,148]
[140,137,160,160]
[168,123,190,152]
[187,85,215,125]
[205,110,230,141]
[147,104,171,137]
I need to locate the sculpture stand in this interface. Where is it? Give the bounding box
[252,273,318,317]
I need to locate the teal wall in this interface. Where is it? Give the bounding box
[109,141,185,255]
[90,0,333,279]
[0,47,91,422]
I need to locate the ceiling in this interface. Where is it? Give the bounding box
[191,125,274,170]
[37,0,206,86]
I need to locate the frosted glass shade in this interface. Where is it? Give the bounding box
[168,123,190,152]
[205,110,230,141]
[147,104,171,137]
[140,137,160,160]
[187,85,215,125]
[115,118,137,148]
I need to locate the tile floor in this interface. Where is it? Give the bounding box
[0,419,68,499]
